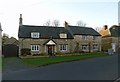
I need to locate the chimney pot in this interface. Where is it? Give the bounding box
[104,25,108,30]
[119,23,120,26]
[64,21,68,28]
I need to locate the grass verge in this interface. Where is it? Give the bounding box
[21,52,108,67]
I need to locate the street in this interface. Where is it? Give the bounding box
[2,54,118,80]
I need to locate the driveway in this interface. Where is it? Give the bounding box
[2,54,118,80]
[3,57,32,74]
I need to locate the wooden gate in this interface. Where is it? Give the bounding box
[2,44,19,57]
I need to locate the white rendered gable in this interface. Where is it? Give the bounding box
[46,40,56,45]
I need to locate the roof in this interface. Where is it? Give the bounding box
[18,25,73,39]
[3,37,18,45]
[99,25,110,37]
[109,25,120,37]
[68,26,101,36]
[18,25,101,39]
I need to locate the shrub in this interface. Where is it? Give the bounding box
[21,48,31,56]
[32,53,47,56]
[40,53,47,56]
[56,51,65,55]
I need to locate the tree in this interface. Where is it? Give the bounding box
[52,20,60,27]
[2,33,9,44]
[76,20,86,27]
[44,20,51,26]
[95,27,101,32]
[74,42,80,53]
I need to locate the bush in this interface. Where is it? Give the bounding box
[21,48,31,56]
[40,53,47,56]
[32,53,47,56]
[56,52,65,55]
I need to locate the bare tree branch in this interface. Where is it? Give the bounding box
[95,27,101,32]
[44,20,51,26]
[76,20,86,27]
[52,20,60,27]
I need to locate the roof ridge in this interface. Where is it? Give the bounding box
[22,25,65,28]
[68,25,92,28]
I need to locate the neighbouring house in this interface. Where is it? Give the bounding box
[0,23,2,56]
[99,25,120,52]
[18,14,101,56]
[3,37,19,45]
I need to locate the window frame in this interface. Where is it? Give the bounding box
[60,33,67,38]
[82,45,88,50]
[82,35,88,40]
[31,45,40,51]
[59,44,68,51]
[31,32,40,38]
[93,44,98,50]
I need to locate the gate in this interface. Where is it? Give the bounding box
[2,44,19,57]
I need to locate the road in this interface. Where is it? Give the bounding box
[2,54,118,80]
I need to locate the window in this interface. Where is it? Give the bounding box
[60,44,67,51]
[82,45,88,50]
[93,44,98,50]
[93,36,98,40]
[60,33,67,38]
[82,35,88,40]
[31,45,39,51]
[31,32,39,38]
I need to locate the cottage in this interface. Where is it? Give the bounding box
[18,14,101,56]
[99,25,120,52]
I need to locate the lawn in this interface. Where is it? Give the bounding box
[0,57,1,65]
[21,52,109,67]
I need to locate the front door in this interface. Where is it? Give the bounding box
[48,45,54,56]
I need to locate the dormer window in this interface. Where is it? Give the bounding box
[31,32,39,38]
[60,33,67,38]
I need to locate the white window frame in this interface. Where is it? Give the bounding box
[31,32,39,38]
[93,44,98,50]
[59,44,67,51]
[82,45,88,50]
[82,35,88,40]
[60,33,67,38]
[31,45,40,51]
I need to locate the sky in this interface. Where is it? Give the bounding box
[0,0,119,39]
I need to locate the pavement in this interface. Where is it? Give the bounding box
[2,54,118,80]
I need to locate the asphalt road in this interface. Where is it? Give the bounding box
[2,54,118,80]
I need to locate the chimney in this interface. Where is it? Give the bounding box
[0,23,2,31]
[19,14,23,26]
[119,23,120,26]
[103,25,108,30]
[64,21,68,28]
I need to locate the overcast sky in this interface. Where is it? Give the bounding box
[0,0,119,39]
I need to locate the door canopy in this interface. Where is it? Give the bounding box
[43,39,57,45]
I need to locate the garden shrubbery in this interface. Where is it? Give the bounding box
[21,48,31,56]
[32,53,47,56]
[56,51,65,55]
